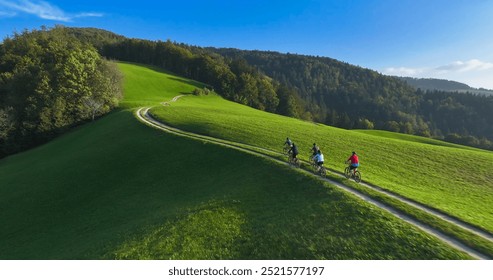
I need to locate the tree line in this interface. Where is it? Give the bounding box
[66,27,493,150]
[210,49,493,150]
[0,27,123,158]
[96,37,302,115]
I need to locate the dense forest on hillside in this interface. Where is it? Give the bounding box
[400,77,471,91]
[103,41,285,113]
[0,27,123,157]
[209,49,493,149]
[45,28,493,150]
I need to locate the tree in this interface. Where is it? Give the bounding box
[257,78,279,113]
[0,107,15,140]
[237,73,260,108]
[276,85,300,118]
[358,118,374,129]
[384,121,400,132]
[0,26,123,157]
[83,98,104,121]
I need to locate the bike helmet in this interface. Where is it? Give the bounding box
[352,151,356,155]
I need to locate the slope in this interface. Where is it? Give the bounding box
[150,91,493,234]
[0,62,474,259]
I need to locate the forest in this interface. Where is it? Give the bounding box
[2,26,492,155]
[0,27,123,157]
[86,26,491,150]
[399,76,493,96]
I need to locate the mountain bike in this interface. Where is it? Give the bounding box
[308,154,317,169]
[344,163,361,183]
[283,145,290,155]
[287,153,301,168]
[315,163,327,177]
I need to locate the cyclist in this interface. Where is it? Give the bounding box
[313,150,324,171]
[288,142,299,160]
[346,151,359,175]
[284,137,293,148]
[310,143,320,156]
[283,137,293,154]
[309,143,319,163]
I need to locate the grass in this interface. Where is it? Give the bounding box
[150,93,493,234]
[0,110,471,259]
[0,62,482,259]
[118,62,204,108]
[354,129,480,151]
[342,178,493,258]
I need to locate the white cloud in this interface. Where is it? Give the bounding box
[382,66,426,76]
[0,0,103,22]
[382,59,493,89]
[435,59,493,73]
[0,10,17,17]
[74,12,104,18]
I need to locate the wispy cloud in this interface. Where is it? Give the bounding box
[0,0,103,22]
[0,10,17,17]
[382,59,493,89]
[382,66,427,76]
[435,59,493,73]
[74,12,104,18]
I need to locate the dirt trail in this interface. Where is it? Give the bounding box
[135,96,491,260]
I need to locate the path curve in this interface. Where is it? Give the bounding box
[135,97,490,260]
[150,95,493,243]
[160,94,185,106]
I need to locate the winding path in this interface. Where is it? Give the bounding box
[135,95,492,260]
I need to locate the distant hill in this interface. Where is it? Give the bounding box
[398,77,493,96]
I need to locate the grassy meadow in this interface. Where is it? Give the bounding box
[0,62,484,259]
[150,91,493,235]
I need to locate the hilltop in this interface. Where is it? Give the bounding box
[398,77,493,95]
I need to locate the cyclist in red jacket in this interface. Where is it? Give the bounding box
[347,151,359,175]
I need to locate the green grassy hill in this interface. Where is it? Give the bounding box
[354,130,481,151]
[0,62,485,259]
[150,94,493,235]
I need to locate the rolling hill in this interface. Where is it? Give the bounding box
[149,89,493,234]
[398,77,493,96]
[63,27,493,150]
[0,62,490,259]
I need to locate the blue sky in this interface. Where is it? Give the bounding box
[1,0,493,89]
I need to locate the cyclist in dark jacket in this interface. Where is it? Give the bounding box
[288,143,299,159]
[311,143,320,156]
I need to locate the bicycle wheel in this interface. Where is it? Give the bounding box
[311,161,317,170]
[354,171,362,183]
[320,166,327,177]
[344,167,351,178]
